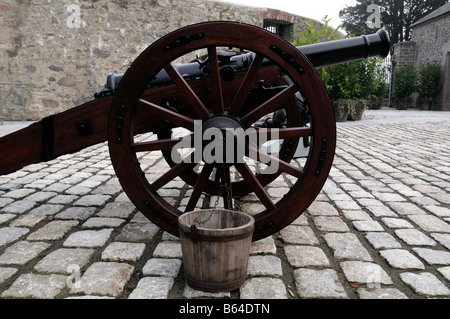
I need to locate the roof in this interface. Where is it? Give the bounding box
[411,2,450,27]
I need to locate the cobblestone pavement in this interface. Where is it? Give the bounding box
[0,110,449,299]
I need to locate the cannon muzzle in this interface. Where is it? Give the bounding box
[298,29,391,68]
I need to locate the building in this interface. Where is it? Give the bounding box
[392,3,450,110]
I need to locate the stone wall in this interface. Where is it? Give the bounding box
[0,0,319,121]
[392,12,450,110]
[411,14,450,110]
[412,14,450,67]
[392,42,416,69]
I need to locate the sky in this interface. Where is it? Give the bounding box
[215,0,358,29]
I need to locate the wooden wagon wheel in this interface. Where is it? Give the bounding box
[108,22,336,240]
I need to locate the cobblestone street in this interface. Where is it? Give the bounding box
[0,110,449,299]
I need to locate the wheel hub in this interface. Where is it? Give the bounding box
[200,115,245,167]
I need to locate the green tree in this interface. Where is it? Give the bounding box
[292,15,341,46]
[339,0,449,44]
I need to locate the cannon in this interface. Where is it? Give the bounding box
[0,22,390,240]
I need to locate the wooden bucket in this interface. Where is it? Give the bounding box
[178,209,255,292]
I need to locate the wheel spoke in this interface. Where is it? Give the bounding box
[240,84,297,127]
[138,99,195,131]
[132,136,191,153]
[235,162,275,210]
[207,46,224,114]
[214,167,221,182]
[247,146,304,178]
[164,63,210,119]
[150,152,198,191]
[185,164,214,212]
[229,54,264,116]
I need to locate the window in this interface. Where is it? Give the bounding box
[263,19,294,41]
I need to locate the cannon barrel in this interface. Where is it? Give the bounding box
[95,29,390,97]
[297,29,391,68]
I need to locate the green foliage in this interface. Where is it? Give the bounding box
[291,16,341,46]
[391,62,442,110]
[292,16,388,119]
[321,58,387,101]
[392,65,416,101]
[292,16,388,103]
[392,65,416,109]
[417,62,442,102]
[320,63,354,100]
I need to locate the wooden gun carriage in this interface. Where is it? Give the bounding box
[0,22,390,240]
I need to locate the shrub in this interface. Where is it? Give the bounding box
[321,62,354,100]
[292,17,387,119]
[292,15,341,46]
[417,62,441,106]
[392,65,416,109]
[320,58,385,101]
